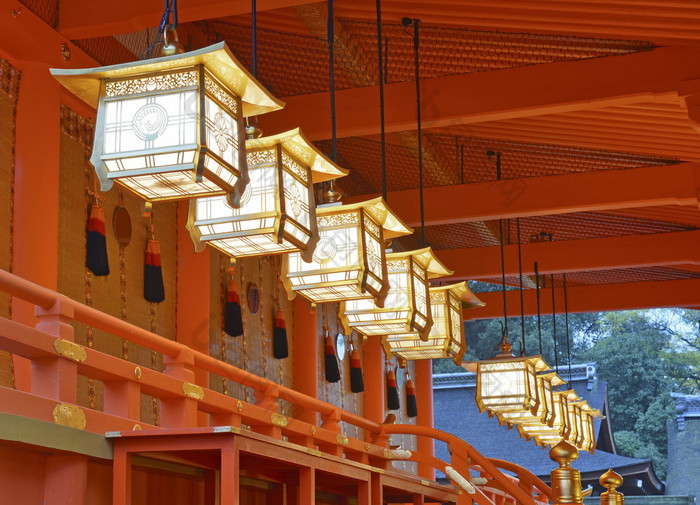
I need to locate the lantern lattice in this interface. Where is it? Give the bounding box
[187,128,347,260]
[51,42,283,205]
[382,282,483,364]
[339,248,451,338]
[282,198,412,305]
[496,372,566,427]
[517,389,578,447]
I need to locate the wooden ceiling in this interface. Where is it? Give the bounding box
[17,0,700,317]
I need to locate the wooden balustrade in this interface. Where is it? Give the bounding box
[0,269,551,505]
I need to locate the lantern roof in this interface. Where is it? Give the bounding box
[541,371,567,387]
[387,247,453,279]
[317,197,413,239]
[50,42,284,117]
[431,281,485,309]
[463,351,550,373]
[246,128,348,183]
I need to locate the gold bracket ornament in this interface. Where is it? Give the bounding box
[53,404,86,430]
[182,383,204,400]
[336,434,349,446]
[308,448,322,457]
[270,413,288,427]
[134,367,142,379]
[236,401,243,412]
[53,339,87,362]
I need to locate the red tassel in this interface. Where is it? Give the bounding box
[387,368,400,410]
[273,307,288,359]
[325,334,340,383]
[406,377,417,418]
[350,348,364,393]
[86,204,109,276]
[144,238,165,302]
[225,278,243,337]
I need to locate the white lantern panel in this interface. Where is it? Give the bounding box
[104,90,197,156]
[204,92,239,169]
[211,234,298,257]
[119,167,224,200]
[281,155,311,230]
[478,361,530,410]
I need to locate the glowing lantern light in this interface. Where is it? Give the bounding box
[465,333,551,417]
[186,128,347,260]
[282,198,412,305]
[51,42,283,204]
[382,282,484,364]
[339,247,452,338]
[517,389,578,447]
[497,372,566,427]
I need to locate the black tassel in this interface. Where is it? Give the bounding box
[350,348,364,393]
[325,334,340,383]
[224,278,243,337]
[273,307,288,359]
[86,204,109,276]
[406,377,417,418]
[387,368,400,410]
[144,238,165,303]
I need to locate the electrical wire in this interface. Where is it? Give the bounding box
[140,0,178,60]
[564,273,572,384]
[535,262,542,355]
[376,0,387,201]
[328,0,337,163]
[517,218,525,356]
[251,0,257,78]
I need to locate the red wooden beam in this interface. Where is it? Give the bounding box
[464,278,700,320]
[347,163,700,227]
[57,0,315,40]
[260,45,700,140]
[439,230,700,280]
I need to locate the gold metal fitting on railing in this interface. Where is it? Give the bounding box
[600,469,624,505]
[549,440,583,505]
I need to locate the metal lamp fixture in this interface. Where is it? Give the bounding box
[497,371,566,428]
[187,128,348,260]
[51,42,284,205]
[282,197,412,305]
[339,247,452,338]
[382,281,483,364]
[517,388,578,448]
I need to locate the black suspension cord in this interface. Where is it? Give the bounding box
[376,0,387,200]
[551,272,558,372]
[328,0,337,163]
[499,219,508,340]
[564,273,572,384]
[140,0,177,59]
[535,261,542,355]
[404,18,424,246]
[251,0,257,77]
[517,218,525,356]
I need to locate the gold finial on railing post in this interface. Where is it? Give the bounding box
[549,440,583,505]
[600,469,624,505]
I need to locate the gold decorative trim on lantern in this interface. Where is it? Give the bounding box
[282,197,412,306]
[182,382,204,400]
[270,413,288,427]
[53,338,87,363]
[339,247,452,339]
[383,282,483,364]
[51,42,284,206]
[53,404,87,430]
[496,372,566,427]
[517,388,577,447]
[187,128,348,262]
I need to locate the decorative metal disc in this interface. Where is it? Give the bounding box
[112,206,132,247]
[312,236,337,265]
[247,283,260,315]
[336,333,346,361]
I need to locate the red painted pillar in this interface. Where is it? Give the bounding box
[363,338,385,426]
[45,454,88,505]
[12,63,61,391]
[292,296,318,425]
[176,202,210,379]
[415,359,436,480]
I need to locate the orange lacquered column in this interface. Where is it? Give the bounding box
[12,63,61,391]
[363,337,385,426]
[293,296,318,425]
[415,359,436,480]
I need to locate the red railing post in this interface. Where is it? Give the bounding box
[161,348,200,428]
[32,299,77,403]
[319,407,344,457]
[253,382,284,439]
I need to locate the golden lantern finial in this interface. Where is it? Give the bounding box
[600,469,624,505]
[549,440,583,505]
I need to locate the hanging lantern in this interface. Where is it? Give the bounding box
[497,372,566,428]
[517,389,578,447]
[282,198,412,305]
[579,403,602,453]
[339,247,451,338]
[465,333,551,416]
[382,282,483,364]
[51,42,284,205]
[187,128,347,260]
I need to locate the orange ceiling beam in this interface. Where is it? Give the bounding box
[439,230,700,281]
[464,278,700,320]
[260,45,700,140]
[57,0,313,40]
[347,163,700,227]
